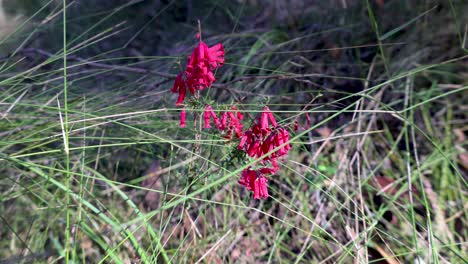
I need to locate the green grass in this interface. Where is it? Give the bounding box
[0,0,467,263]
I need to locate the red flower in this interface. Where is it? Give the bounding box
[267,109,277,127]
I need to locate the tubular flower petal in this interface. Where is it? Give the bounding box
[238,133,248,149]
[268,111,277,128]
[210,110,221,128]
[239,169,269,200]
[260,109,269,132]
[171,74,187,106]
[239,168,256,191]
[175,85,186,106]
[219,112,228,130]
[247,140,261,157]
[207,43,225,68]
[259,167,277,175]
[171,74,183,93]
[271,158,279,170]
[253,176,269,199]
[232,106,244,121]
[179,109,187,128]
[204,105,212,128]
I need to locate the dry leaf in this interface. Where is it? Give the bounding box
[371,243,399,264]
[453,128,465,143]
[375,175,398,196]
[459,153,468,170]
[316,127,333,139]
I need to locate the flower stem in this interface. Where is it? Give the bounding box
[197,19,202,42]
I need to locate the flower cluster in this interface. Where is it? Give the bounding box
[172,33,292,201]
[238,168,269,199]
[237,106,291,199]
[171,41,225,105]
[203,105,244,139]
[238,107,291,163]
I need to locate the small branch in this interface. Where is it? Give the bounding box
[197,19,202,41]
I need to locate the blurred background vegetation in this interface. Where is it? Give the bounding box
[0,0,466,263]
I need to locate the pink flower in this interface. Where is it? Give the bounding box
[204,105,213,128]
[247,140,261,157]
[239,168,269,200]
[237,106,292,200]
[202,105,244,139]
[171,74,186,106]
[179,109,187,128]
[227,111,243,138]
[171,40,225,105]
[207,43,225,68]
[187,42,208,70]
[239,168,256,191]
[271,158,278,170]
[260,109,269,132]
[171,74,182,93]
[275,128,291,157]
[232,105,244,121]
[219,112,228,130]
[253,176,269,200]
[238,131,251,150]
[238,107,291,160]
[259,106,277,134]
[210,109,221,128]
[259,167,278,175]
